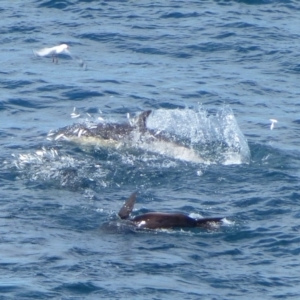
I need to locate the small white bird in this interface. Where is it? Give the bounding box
[33,44,70,63]
[33,44,86,69]
[270,119,278,130]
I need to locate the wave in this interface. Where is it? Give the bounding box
[7,106,250,191]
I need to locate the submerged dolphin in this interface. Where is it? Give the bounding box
[48,110,150,143]
[118,193,224,230]
[48,110,205,163]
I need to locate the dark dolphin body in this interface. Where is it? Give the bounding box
[48,110,205,163]
[49,110,152,143]
[118,193,224,230]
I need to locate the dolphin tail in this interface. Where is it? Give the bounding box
[118,192,137,219]
[136,110,152,131]
[196,217,224,228]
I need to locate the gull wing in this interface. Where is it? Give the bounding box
[33,47,55,57]
[63,48,72,57]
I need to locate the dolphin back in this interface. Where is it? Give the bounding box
[118,192,137,219]
[196,217,224,228]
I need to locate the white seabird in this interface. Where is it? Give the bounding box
[33,44,86,69]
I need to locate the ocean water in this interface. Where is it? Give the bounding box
[1,0,300,299]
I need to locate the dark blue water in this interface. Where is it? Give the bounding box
[1,0,300,299]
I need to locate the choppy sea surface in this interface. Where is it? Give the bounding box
[1,0,300,299]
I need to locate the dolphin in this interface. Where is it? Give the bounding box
[47,110,205,163]
[118,193,224,230]
[48,110,151,145]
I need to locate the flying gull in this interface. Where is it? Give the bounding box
[33,44,86,69]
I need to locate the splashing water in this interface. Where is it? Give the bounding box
[145,106,250,165]
[5,107,250,191]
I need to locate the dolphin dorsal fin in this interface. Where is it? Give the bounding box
[118,192,137,219]
[136,110,152,131]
